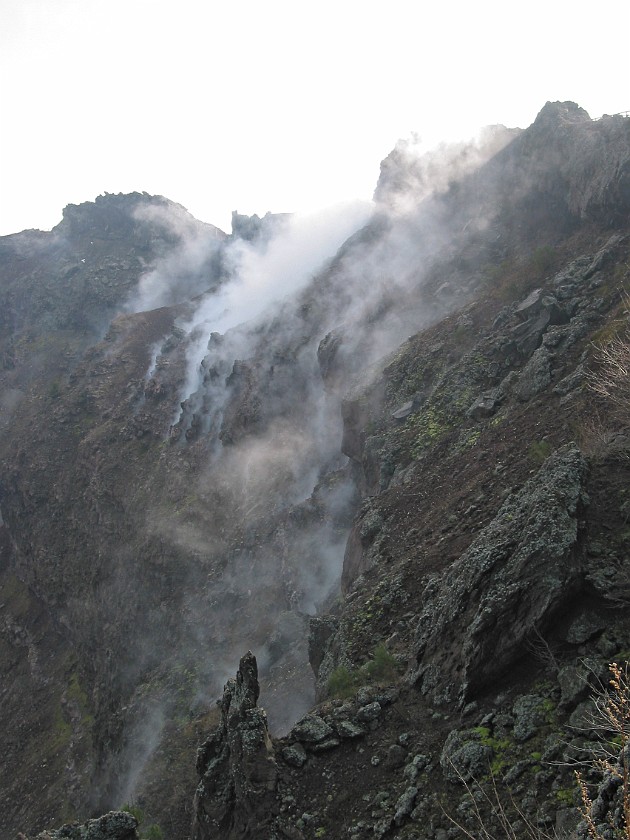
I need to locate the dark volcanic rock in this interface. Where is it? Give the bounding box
[192,652,278,840]
[308,615,338,677]
[29,811,138,840]
[412,445,588,705]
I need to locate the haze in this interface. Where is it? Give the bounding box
[1,0,628,236]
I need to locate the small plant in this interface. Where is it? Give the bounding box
[531,245,558,277]
[48,379,61,399]
[523,626,559,674]
[327,665,359,699]
[576,662,630,840]
[121,802,163,839]
[588,328,630,432]
[122,803,144,822]
[527,439,553,465]
[364,643,399,682]
[327,644,400,698]
[556,787,576,807]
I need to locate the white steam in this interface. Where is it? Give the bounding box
[122,130,520,798]
[179,199,373,402]
[126,202,225,313]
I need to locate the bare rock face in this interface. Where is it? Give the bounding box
[192,652,278,840]
[412,445,589,705]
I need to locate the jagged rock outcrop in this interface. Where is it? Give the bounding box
[192,652,278,840]
[25,811,138,840]
[411,445,588,705]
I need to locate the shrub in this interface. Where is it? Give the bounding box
[327,644,400,698]
[588,330,630,430]
[363,642,399,682]
[122,803,144,822]
[531,245,558,277]
[576,662,630,840]
[327,666,359,699]
[527,439,553,465]
[48,380,61,399]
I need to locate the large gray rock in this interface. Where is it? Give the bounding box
[509,293,568,359]
[440,730,493,783]
[412,446,588,705]
[512,694,547,741]
[515,346,552,401]
[290,714,334,744]
[32,812,138,840]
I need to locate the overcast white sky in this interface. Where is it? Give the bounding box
[1,0,629,236]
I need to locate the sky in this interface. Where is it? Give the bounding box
[1,0,629,237]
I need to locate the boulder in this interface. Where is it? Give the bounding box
[281,742,307,768]
[440,730,493,783]
[391,400,415,420]
[515,346,552,401]
[467,388,501,419]
[290,714,334,744]
[335,719,367,739]
[512,694,547,741]
[412,446,588,704]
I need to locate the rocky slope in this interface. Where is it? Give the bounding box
[3,102,630,839]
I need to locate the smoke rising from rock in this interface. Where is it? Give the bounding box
[178,200,373,400]
[126,201,225,313]
[119,129,522,801]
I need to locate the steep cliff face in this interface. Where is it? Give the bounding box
[1,104,630,840]
[181,227,630,839]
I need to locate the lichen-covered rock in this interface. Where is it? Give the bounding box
[394,786,418,825]
[512,695,547,741]
[334,719,367,739]
[558,659,606,709]
[31,811,138,840]
[440,730,493,783]
[514,346,552,401]
[412,445,588,704]
[577,746,630,839]
[290,714,334,744]
[281,742,308,768]
[565,612,606,645]
[356,701,382,723]
[192,651,278,840]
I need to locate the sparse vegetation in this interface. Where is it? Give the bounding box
[531,245,558,277]
[122,802,164,840]
[576,662,630,840]
[527,439,553,465]
[48,379,61,399]
[328,643,400,698]
[327,665,359,699]
[588,327,630,433]
[122,803,144,822]
[363,642,399,682]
